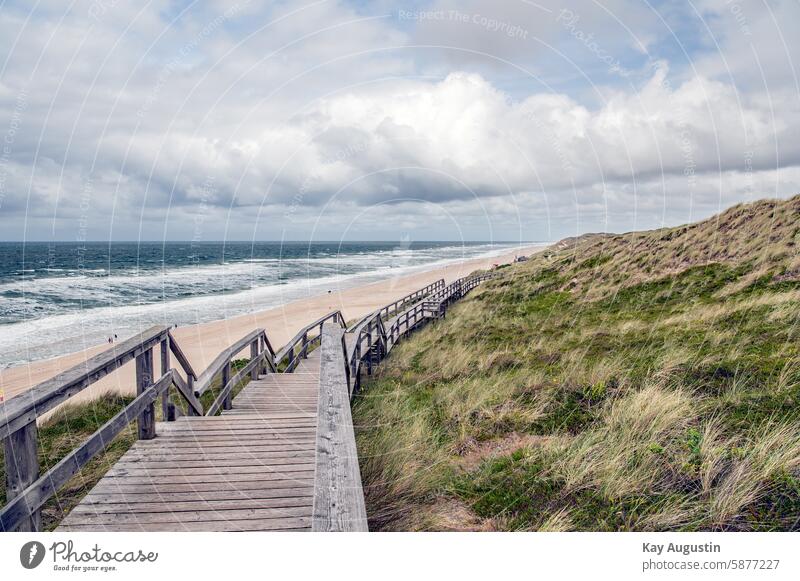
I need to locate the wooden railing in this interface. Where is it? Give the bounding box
[0,326,203,532]
[421,272,495,317]
[345,279,444,333]
[273,310,347,372]
[198,330,277,417]
[346,311,389,396]
[345,271,494,396]
[313,322,368,531]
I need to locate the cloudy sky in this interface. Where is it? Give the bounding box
[0,0,798,242]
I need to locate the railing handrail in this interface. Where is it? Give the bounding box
[0,369,176,532]
[274,310,346,369]
[194,328,270,396]
[313,321,368,531]
[0,325,171,440]
[345,278,444,333]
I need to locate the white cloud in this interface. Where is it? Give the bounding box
[0,0,798,242]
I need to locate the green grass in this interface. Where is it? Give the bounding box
[353,195,800,531]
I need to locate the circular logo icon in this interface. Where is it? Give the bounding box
[20,541,46,569]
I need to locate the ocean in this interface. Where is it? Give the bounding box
[0,241,536,368]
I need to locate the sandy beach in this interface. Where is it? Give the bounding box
[0,245,542,412]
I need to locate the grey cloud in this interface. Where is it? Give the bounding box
[0,0,798,243]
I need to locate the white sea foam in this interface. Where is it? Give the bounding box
[0,243,543,367]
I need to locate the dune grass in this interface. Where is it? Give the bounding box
[353,195,800,531]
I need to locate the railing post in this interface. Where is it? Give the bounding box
[186,373,198,416]
[302,332,308,359]
[222,360,232,410]
[4,421,41,531]
[160,336,171,420]
[261,334,271,374]
[366,332,372,375]
[287,346,295,372]
[135,347,156,440]
[250,339,259,380]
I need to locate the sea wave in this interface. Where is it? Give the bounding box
[0,243,542,366]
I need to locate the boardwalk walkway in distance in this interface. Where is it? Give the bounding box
[0,273,492,533]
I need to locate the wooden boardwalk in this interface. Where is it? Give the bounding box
[1,274,492,532]
[58,352,322,532]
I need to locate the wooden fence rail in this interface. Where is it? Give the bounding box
[202,330,276,416]
[345,271,495,396]
[0,323,205,532]
[273,311,347,372]
[312,323,368,531]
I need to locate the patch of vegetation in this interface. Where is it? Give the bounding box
[354,195,800,531]
[578,254,612,270]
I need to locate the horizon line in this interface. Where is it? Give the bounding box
[0,240,548,244]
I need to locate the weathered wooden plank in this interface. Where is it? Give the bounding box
[113,459,313,470]
[88,478,314,495]
[153,418,317,428]
[99,470,315,485]
[59,517,311,532]
[107,462,315,477]
[156,422,317,433]
[234,391,319,397]
[215,410,316,417]
[312,322,368,532]
[155,425,317,435]
[80,487,313,503]
[117,451,315,463]
[0,372,173,533]
[232,396,318,402]
[157,414,316,422]
[165,416,313,426]
[130,440,316,451]
[0,325,169,440]
[70,496,313,514]
[224,406,318,414]
[151,431,316,441]
[118,446,314,461]
[63,506,311,525]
